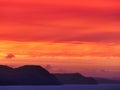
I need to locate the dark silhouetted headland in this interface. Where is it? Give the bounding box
[0,65,98,85]
[54,73,98,84]
[0,65,61,85]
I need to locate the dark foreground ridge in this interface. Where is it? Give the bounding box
[54,73,98,84]
[0,65,61,85]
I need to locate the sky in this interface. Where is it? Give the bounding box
[0,0,120,78]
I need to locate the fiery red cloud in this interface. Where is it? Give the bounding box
[0,0,120,78]
[0,0,120,42]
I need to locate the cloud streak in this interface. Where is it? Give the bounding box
[0,2,120,22]
[0,1,119,42]
[0,0,120,43]
[0,31,120,42]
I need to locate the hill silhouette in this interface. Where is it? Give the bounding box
[95,78,120,84]
[54,73,98,84]
[0,65,61,85]
[0,65,97,85]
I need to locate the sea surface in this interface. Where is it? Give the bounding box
[0,84,120,90]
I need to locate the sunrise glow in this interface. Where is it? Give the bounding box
[0,0,120,78]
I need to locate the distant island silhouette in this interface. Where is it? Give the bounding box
[0,65,97,85]
[95,78,120,84]
[54,73,97,84]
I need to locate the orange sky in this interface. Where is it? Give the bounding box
[0,0,120,78]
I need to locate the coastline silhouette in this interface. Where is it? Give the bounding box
[0,65,61,85]
[54,73,97,84]
[0,65,97,85]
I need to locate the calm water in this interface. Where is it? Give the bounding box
[0,84,120,90]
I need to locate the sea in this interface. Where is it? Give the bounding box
[0,84,120,90]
